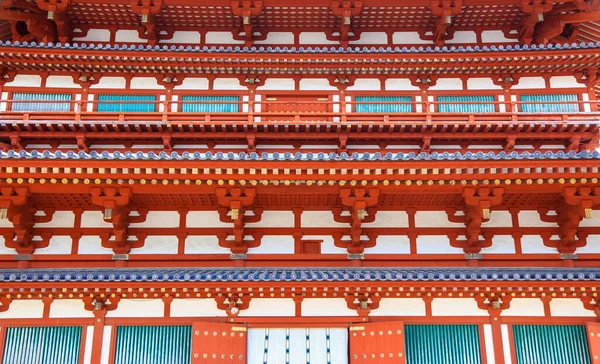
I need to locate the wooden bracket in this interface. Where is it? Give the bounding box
[215,293,251,317]
[216,188,262,257]
[82,294,121,312]
[345,293,381,317]
[130,0,165,45]
[475,294,512,317]
[409,75,438,91]
[329,0,363,47]
[421,0,463,45]
[332,188,379,257]
[230,0,264,47]
[237,75,266,91]
[328,75,356,91]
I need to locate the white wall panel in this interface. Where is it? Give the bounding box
[6,75,42,87]
[130,211,180,228]
[386,78,419,90]
[78,236,113,255]
[213,78,246,90]
[429,78,463,90]
[481,30,515,43]
[484,324,495,364]
[73,29,110,42]
[363,211,408,227]
[50,299,94,318]
[520,235,556,254]
[174,78,209,90]
[247,235,295,254]
[350,32,387,44]
[579,211,600,227]
[255,32,294,44]
[299,79,337,91]
[35,211,75,228]
[364,235,410,254]
[370,298,426,316]
[184,236,230,254]
[518,210,557,227]
[550,76,583,89]
[446,31,477,44]
[467,78,502,90]
[576,235,600,253]
[431,298,488,316]
[417,236,463,254]
[90,77,126,89]
[115,29,144,42]
[502,298,544,316]
[81,211,113,228]
[35,236,72,255]
[346,79,381,91]
[0,300,44,318]
[170,298,226,317]
[302,298,358,316]
[393,32,430,44]
[83,326,94,364]
[239,298,295,317]
[100,326,112,364]
[246,211,294,227]
[302,211,348,227]
[161,31,201,43]
[415,211,462,227]
[131,235,178,254]
[46,76,80,88]
[186,211,232,227]
[481,235,516,254]
[0,236,16,254]
[485,211,513,227]
[205,31,244,44]
[549,298,595,317]
[512,77,546,89]
[299,32,338,44]
[130,77,162,89]
[107,299,164,318]
[257,78,295,90]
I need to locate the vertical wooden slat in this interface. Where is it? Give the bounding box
[114,325,191,364]
[513,324,590,364]
[404,324,481,364]
[2,326,82,364]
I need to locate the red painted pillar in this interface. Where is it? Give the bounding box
[489,310,506,364]
[90,308,107,364]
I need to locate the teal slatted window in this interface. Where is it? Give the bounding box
[513,325,590,364]
[11,92,72,112]
[114,325,191,364]
[437,95,495,113]
[97,94,156,112]
[405,324,482,364]
[519,94,579,113]
[354,96,412,113]
[181,95,239,112]
[2,326,82,364]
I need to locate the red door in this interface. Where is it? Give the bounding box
[191,322,247,363]
[350,321,406,363]
[264,95,330,121]
[587,323,600,363]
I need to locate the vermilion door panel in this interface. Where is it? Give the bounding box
[264,95,330,121]
[587,323,600,363]
[191,322,247,363]
[350,321,406,363]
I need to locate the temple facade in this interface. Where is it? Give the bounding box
[0,0,600,363]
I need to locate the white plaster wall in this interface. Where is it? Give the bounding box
[446,31,478,44]
[501,324,513,364]
[467,78,502,90]
[81,211,113,228]
[130,77,162,90]
[364,235,410,254]
[301,211,348,228]
[550,298,596,317]
[417,236,463,254]
[83,326,94,364]
[299,32,338,44]
[579,211,600,227]
[186,211,232,228]
[299,79,337,91]
[107,299,164,318]
[481,235,516,254]
[393,32,430,44]
[370,298,426,316]
[481,30,515,43]
[346,79,381,91]
[90,77,126,89]
[431,298,488,316]
[162,31,201,44]
[502,298,544,316]
[174,78,209,90]
[246,211,294,228]
[484,211,513,227]
[248,235,295,254]
[35,211,75,228]
[0,300,44,318]
[512,77,546,89]
[576,235,600,254]
[429,78,463,90]
[115,29,144,42]
[35,236,72,255]
[415,211,462,228]
[518,210,557,227]
[131,235,178,254]
[386,78,419,90]
[484,324,495,364]
[363,211,408,228]
[205,31,244,44]
[255,32,294,44]
[73,29,110,42]
[550,76,582,89]
[350,32,387,44]
[130,211,180,228]
[0,236,16,254]
[78,236,113,255]
[302,298,358,316]
[49,299,94,318]
[170,298,226,317]
[257,79,295,90]
[302,235,347,254]
[6,75,42,87]
[520,235,556,254]
[100,326,112,364]
[213,78,246,90]
[46,76,80,88]
[239,298,295,317]
[184,236,230,254]
[0,217,13,228]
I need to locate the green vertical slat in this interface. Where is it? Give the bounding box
[519,94,579,113]
[437,95,495,113]
[97,94,156,112]
[405,324,482,364]
[2,326,82,364]
[181,95,239,112]
[11,92,72,112]
[354,96,412,113]
[114,325,192,364]
[513,325,590,364]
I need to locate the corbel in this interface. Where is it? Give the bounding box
[215,187,262,259]
[237,75,266,92]
[345,293,381,319]
[230,0,265,47]
[503,132,517,153]
[0,68,16,86]
[420,135,432,153]
[517,0,553,44]
[421,0,463,46]
[215,293,251,318]
[409,75,438,91]
[156,74,184,91]
[575,68,598,96]
[72,72,101,95]
[90,188,148,256]
[75,132,89,152]
[36,0,76,42]
[475,294,512,319]
[446,187,504,258]
[492,74,520,90]
[0,296,12,313]
[246,132,256,153]
[0,3,58,43]
[9,133,24,151]
[0,187,55,255]
[329,0,363,47]
[327,75,356,91]
[161,133,173,152]
[538,187,600,256]
[130,0,165,45]
[532,3,600,45]
[82,294,121,312]
[581,296,600,318]
[565,135,582,152]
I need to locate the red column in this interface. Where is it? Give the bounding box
[489,309,506,364]
[90,308,107,364]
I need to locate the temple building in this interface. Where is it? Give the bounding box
[1,0,600,363]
